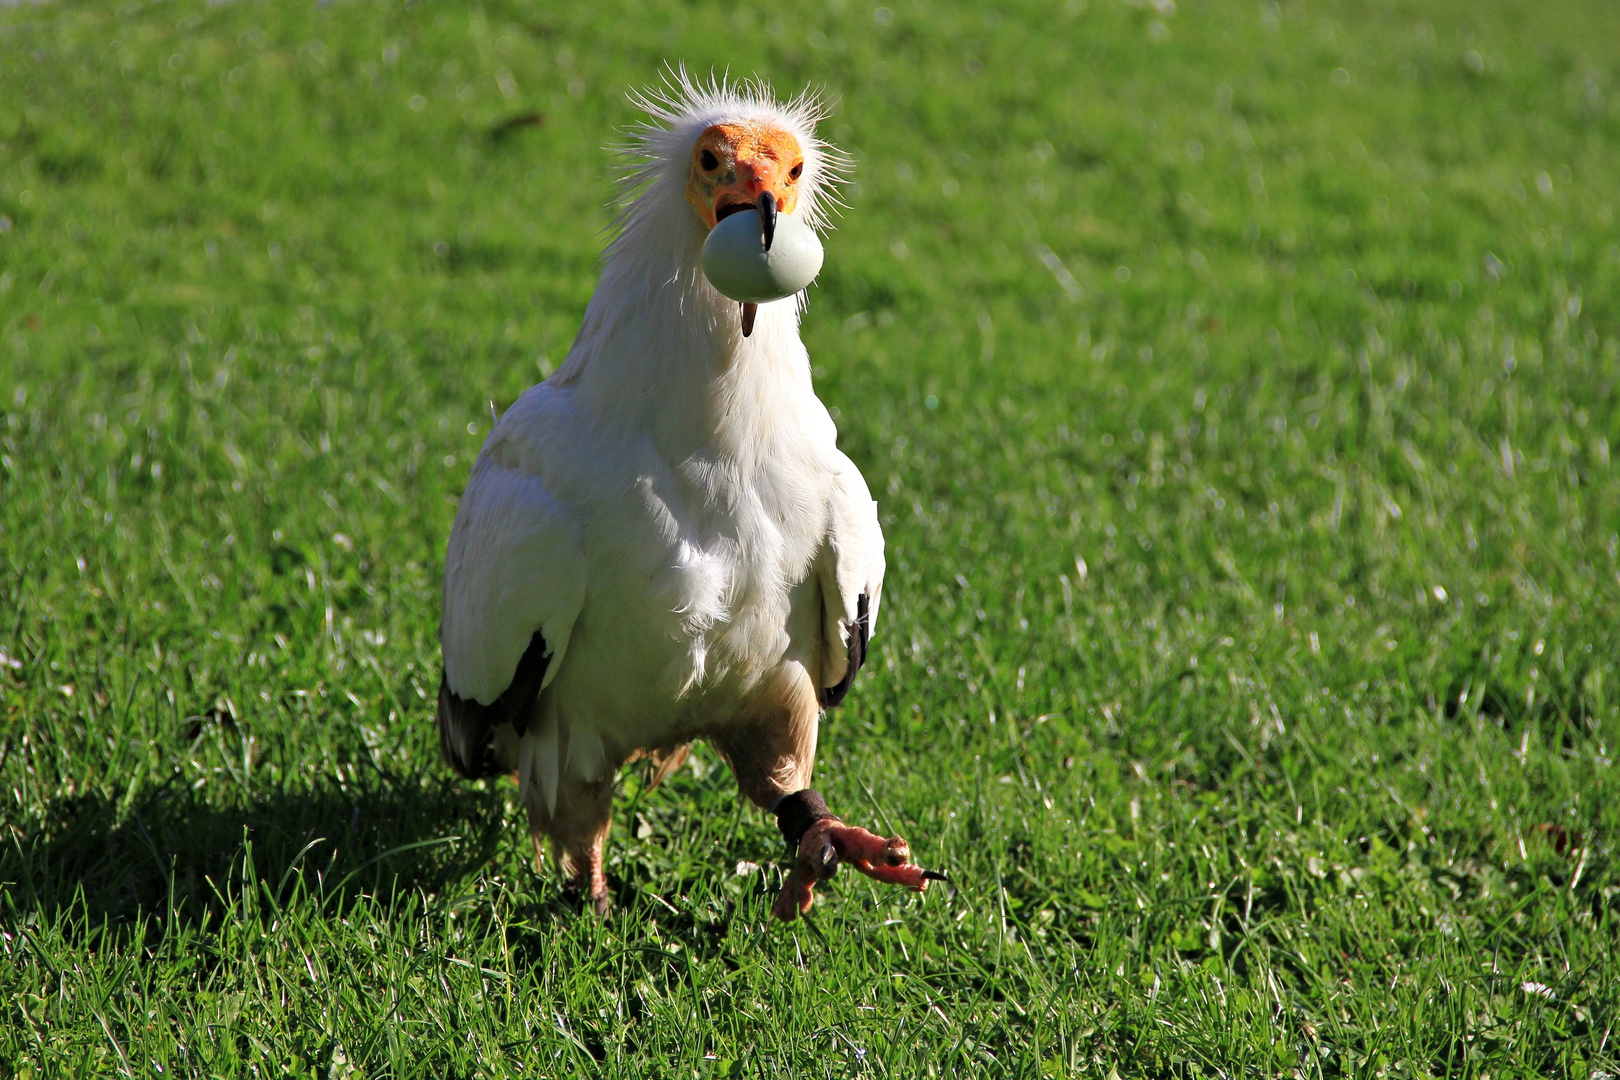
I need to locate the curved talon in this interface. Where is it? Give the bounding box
[815,841,840,879]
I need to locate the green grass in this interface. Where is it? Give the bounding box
[2,0,1619,1074]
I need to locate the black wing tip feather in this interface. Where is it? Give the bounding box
[818,592,869,710]
[437,629,551,780]
[437,676,500,779]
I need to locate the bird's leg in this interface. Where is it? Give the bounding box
[713,674,942,922]
[556,837,611,919]
[526,772,614,918]
[770,788,946,922]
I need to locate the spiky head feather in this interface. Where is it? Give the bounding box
[614,67,849,240]
[551,69,844,388]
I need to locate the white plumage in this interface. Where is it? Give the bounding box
[436,74,930,918]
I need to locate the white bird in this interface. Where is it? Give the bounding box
[436,73,941,919]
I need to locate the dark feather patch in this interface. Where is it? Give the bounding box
[818,592,869,710]
[437,629,550,779]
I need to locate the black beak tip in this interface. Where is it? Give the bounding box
[922,869,950,883]
[758,191,777,252]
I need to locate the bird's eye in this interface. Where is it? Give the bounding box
[699,149,719,172]
[789,162,803,181]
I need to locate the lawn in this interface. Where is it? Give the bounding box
[2,0,1619,1074]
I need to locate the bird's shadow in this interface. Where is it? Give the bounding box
[3,746,835,945]
[1,767,533,932]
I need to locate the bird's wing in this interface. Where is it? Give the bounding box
[437,442,586,777]
[815,451,886,708]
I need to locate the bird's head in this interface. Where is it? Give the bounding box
[685,122,804,231]
[615,69,846,250]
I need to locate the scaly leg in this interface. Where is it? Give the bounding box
[526,771,614,918]
[715,667,944,923]
[769,791,945,922]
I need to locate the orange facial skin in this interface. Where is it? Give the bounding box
[685,122,805,229]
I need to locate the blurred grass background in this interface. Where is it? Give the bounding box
[1,0,1618,1075]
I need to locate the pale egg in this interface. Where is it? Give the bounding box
[701,209,824,304]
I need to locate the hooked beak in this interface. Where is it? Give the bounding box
[740,193,777,339]
[758,191,777,252]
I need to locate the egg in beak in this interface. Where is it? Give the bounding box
[688,123,806,335]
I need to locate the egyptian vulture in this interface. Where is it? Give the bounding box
[436,73,940,919]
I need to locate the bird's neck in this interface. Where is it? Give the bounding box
[553,206,813,465]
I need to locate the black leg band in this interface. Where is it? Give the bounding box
[771,788,837,850]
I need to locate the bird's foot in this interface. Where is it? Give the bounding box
[557,845,613,920]
[563,879,613,919]
[771,817,946,922]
